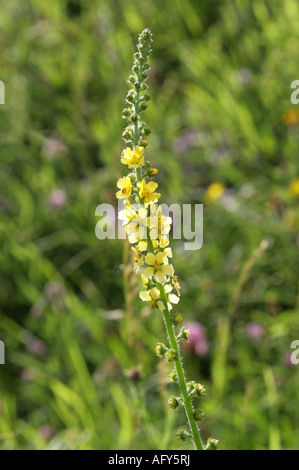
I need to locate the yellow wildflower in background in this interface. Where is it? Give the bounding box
[205,182,224,204]
[121,146,144,168]
[289,178,299,196]
[282,110,299,126]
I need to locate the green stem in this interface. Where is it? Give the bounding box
[158,283,204,451]
[133,91,154,254]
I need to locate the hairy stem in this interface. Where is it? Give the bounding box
[158,283,204,450]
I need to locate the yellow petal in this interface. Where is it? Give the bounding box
[161,264,174,276]
[157,300,165,310]
[156,251,166,264]
[155,270,166,283]
[143,267,154,279]
[139,291,151,302]
[168,294,180,304]
[145,253,156,266]
[147,181,158,193]
[150,287,160,301]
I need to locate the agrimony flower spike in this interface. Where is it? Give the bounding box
[116,29,217,450]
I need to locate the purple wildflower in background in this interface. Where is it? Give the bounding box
[49,189,66,210]
[245,322,266,341]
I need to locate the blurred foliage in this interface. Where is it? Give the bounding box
[0,0,299,450]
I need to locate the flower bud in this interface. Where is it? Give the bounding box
[126,92,136,103]
[169,369,178,383]
[171,313,183,325]
[122,108,131,117]
[187,381,206,397]
[177,328,190,341]
[139,102,148,112]
[155,342,167,358]
[205,438,219,450]
[128,75,136,85]
[168,396,181,409]
[165,348,177,362]
[193,409,205,421]
[176,429,192,442]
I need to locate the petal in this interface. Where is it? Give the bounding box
[156,251,166,264]
[164,284,172,293]
[147,181,158,193]
[143,267,154,279]
[135,146,144,156]
[157,300,165,310]
[145,253,156,266]
[168,294,180,304]
[155,270,166,283]
[139,291,151,302]
[124,147,133,157]
[150,287,160,301]
[164,247,172,257]
[161,264,174,276]
[138,241,147,252]
[138,207,148,219]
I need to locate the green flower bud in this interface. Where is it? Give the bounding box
[171,313,183,325]
[155,342,167,358]
[205,438,219,450]
[177,328,190,341]
[122,108,131,117]
[176,429,192,442]
[193,409,205,422]
[168,396,181,409]
[187,381,206,397]
[139,102,148,112]
[169,369,178,383]
[165,348,177,362]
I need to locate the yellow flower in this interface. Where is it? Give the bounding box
[289,179,299,196]
[139,284,179,311]
[116,176,132,199]
[205,182,224,204]
[150,168,158,176]
[118,205,138,225]
[164,284,180,310]
[143,252,174,283]
[137,179,160,204]
[121,146,144,168]
[126,207,148,243]
[139,287,164,309]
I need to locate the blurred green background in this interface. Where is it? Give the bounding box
[1,0,299,450]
